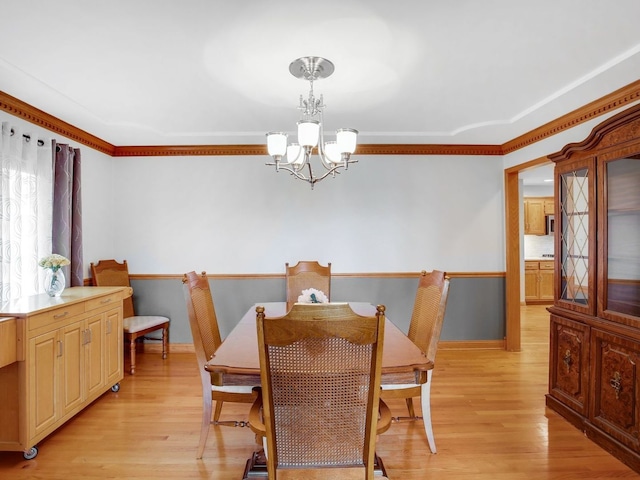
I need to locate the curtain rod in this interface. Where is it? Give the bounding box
[9,127,45,147]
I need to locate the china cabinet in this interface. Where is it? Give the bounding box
[0,287,128,459]
[546,104,640,472]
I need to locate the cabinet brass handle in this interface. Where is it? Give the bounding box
[53,311,69,319]
[100,298,112,304]
[562,349,572,371]
[610,371,622,400]
[106,319,112,334]
[57,340,63,357]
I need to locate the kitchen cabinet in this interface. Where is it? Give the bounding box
[544,198,555,215]
[546,104,640,472]
[524,197,547,235]
[524,196,553,235]
[524,260,554,303]
[0,287,129,459]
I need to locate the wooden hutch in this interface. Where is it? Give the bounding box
[546,104,640,471]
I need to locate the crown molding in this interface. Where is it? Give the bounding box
[113,143,503,157]
[501,79,640,154]
[0,90,116,155]
[3,79,640,158]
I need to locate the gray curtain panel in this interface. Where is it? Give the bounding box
[52,142,83,287]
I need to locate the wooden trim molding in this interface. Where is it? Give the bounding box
[3,80,639,158]
[439,340,505,350]
[502,79,640,154]
[145,339,507,354]
[85,271,505,284]
[0,90,116,155]
[354,144,503,156]
[113,144,268,157]
[113,143,503,157]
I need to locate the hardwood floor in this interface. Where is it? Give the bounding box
[0,305,637,479]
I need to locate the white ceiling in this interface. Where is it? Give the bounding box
[1,0,640,148]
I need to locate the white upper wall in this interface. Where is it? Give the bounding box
[111,154,505,274]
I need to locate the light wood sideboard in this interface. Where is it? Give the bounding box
[0,286,130,459]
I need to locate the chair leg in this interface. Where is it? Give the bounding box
[197,385,213,459]
[213,400,223,422]
[162,325,168,360]
[129,338,136,375]
[421,372,436,454]
[405,397,416,418]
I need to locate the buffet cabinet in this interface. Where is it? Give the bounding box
[546,104,640,471]
[0,287,129,459]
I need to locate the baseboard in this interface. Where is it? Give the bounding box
[438,339,505,350]
[144,340,506,354]
[144,343,194,354]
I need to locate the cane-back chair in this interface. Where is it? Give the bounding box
[90,259,169,375]
[182,271,256,459]
[247,303,391,480]
[380,269,450,453]
[285,261,331,310]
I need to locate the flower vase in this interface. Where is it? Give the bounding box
[44,268,66,297]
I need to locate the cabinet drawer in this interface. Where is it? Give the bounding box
[549,314,590,416]
[590,328,640,451]
[85,292,121,312]
[540,261,554,270]
[525,262,539,270]
[28,303,85,331]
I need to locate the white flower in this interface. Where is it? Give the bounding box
[297,288,329,304]
[38,254,70,271]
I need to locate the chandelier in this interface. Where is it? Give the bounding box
[266,56,358,189]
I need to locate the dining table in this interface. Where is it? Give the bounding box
[205,301,432,387]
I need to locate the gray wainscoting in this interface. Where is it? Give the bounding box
[130,274,505,345]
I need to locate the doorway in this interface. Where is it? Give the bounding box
[504,157,554,351]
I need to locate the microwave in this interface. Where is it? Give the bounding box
[546,215,555,235]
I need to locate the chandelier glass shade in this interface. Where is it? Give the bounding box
[266,56,358,188]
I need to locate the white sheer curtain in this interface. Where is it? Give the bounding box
[0,122,52,301]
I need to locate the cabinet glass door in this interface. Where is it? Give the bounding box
[600,156,640,321]
[557,161,595,314]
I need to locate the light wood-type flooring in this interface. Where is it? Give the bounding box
[1,305,638,479]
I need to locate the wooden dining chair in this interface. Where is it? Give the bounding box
[90,259,169,375]
[380,269,450,453]
[182,271,257,459]
[246,303,391,480]
[285,260,331,310]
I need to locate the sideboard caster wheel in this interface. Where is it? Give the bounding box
[23,446,38,460]
[111,383,120,393]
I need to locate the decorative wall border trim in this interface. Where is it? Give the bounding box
[85,271,504,284]
[101,271,506,282]
[0,90,116,155]
[4,79,639,158]
[112,143,503,157]
[501,79,640,154]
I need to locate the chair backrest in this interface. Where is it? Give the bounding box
[182,271,223,368]
[407,270,450,363]
[285,261,331,309]
[90,259,135,318]
[256,302,385,477]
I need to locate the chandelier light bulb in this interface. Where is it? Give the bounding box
[324,141,341,164]
[297,121,320,148]
[336,128,358,154]
[266,132,287,157]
